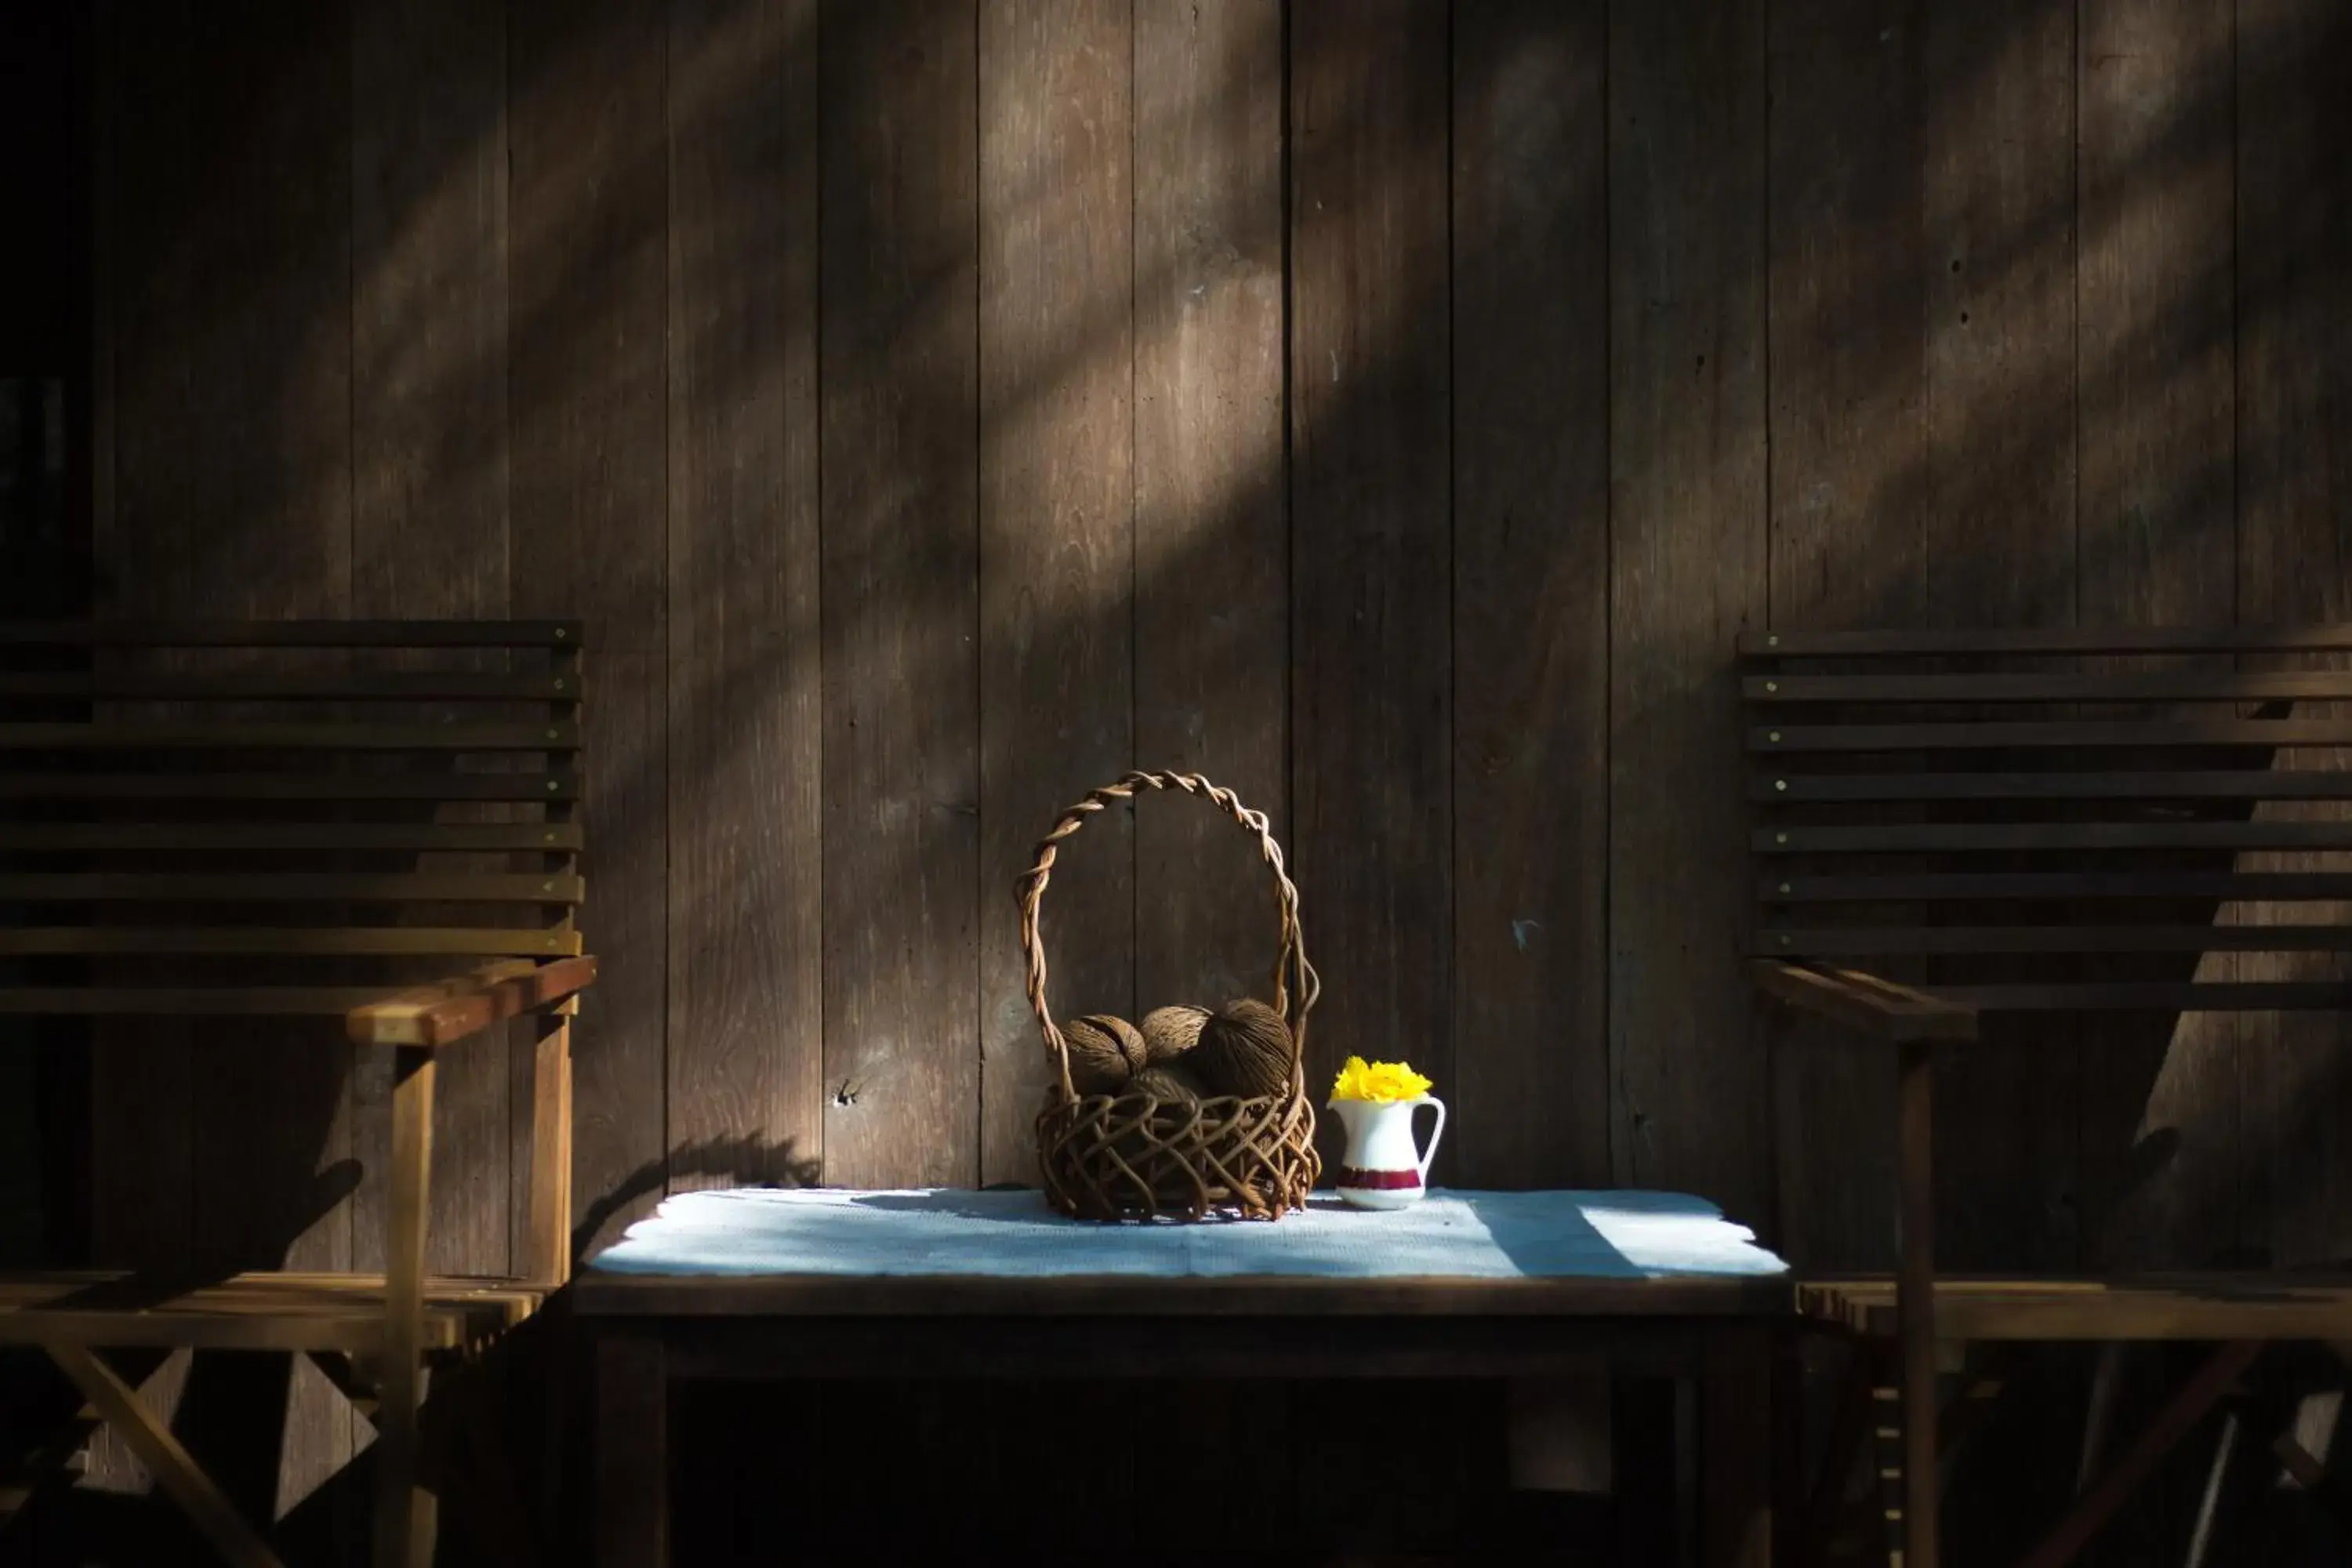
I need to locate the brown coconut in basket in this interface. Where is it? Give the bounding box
[1018,771,1321,1221]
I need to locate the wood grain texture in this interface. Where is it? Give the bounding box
[2236,0,2352,1272]
[2075,0,2237,1276]
[1764,0,1927,1272]
[820,0,982,1188]
[564,656,666,1258]
[977,0,1135,1186]
[1802,1276,2352,1340]
[1132,0,1287,1031]
[89,0,194,1294]
[1288,0,1451,1174]
[45,1342,287,1568]
[512,0,670,1256]
[347,958,597,1047]
[666,0,824,1196]
[1450,0,1609,1190]
[350,0,507,622]
[1606,0,1770,1222]
[510,1,666,655]
[1752,961,1979,1043]
[1920,0,2082,1283]
[69,4,2352,1538]
[112,0,361,1527]
[350,0,514,1316]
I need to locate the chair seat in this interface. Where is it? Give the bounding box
[1801,1274,2352,1341]
[0,1271,546,1354]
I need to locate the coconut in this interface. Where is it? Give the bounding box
[1062,1013,1147,1095]
[1188,998,1294,1100]
[1139,1004,1210,1065]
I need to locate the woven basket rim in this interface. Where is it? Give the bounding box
[1016,770,1319,1107]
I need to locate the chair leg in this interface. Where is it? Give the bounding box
[45,1342,284,1568]
[376,1045,437,1568]
[528,1013,574,1289]
[2183,1409,2239,1568]
[1896,1042,1938,1568]
[2016,1341,2259,1568]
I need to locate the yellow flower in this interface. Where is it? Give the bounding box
[1330,1055,1433,1103]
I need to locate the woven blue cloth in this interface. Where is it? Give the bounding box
[588,1188,1789,1279]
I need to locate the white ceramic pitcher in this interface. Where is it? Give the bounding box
[1329,1094,1446,1210]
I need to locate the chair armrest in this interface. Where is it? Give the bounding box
[347,956,598,1048]
[1750,960,1977,1043]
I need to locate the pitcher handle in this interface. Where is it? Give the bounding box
[1411,1094,1447,1182]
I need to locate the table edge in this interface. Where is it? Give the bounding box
[567,1270,1795,1318]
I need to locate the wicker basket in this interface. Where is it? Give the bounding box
[1019,771,1321,1221]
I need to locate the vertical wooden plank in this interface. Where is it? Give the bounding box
[559,653,666,1251]
[820,0,982,1189]
[1769,0,1927,635]
[1289,0,1451,1164]
[91,0,192,1279]
[352,0,510,629]
[83,0,196,1511]
[1922,0,2080,1275]
[1132,0,1287,1027]
[1127,0,1297,1436]
[2074,0,2236,1272]
[349,5,511,1544]
[1450,0,1610,1191]
[1607,0,1770,1219]
[350,0,513,1301]
[666,0,825,1194]
[511,0,670,1251]
[1765,0,1927,1272]
[528,1016,575,1283]
[977,0,1134,1185]
[2236,0,2352,1269]
[151,0,356,1529]
[375,1047,437,1568]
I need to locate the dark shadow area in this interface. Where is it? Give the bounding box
[2,1309,570,1568]
[668,1374,1653,1568]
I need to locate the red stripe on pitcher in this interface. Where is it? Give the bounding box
[1337,1167,1422,1191]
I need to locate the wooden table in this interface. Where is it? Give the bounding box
[570,1189,1791,1566]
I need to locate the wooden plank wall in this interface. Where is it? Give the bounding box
[74,0,2352,1506]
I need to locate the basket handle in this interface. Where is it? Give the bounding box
[1018,771,1318,1102]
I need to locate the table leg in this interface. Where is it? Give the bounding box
[595,1333,668,1568]
[1703,1324,1773,1568]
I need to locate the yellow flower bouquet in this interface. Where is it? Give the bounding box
[1330,1055,1433,1103]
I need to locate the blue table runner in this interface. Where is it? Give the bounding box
[589,1188,1789,1280]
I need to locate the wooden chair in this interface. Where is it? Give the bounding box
[1743,625,2352,1568]
[0,620,595,1568]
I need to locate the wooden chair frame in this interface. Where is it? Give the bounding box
[1744,623,2352,1568]
[0,620,595,1568]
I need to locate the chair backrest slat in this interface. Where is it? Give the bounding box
[0,620,578,648]
[1751,771,2352,803]
[1741,626,2352,656]
[0,619,586,1014]
[0,770,583,803]
[1744,625,2352,1014]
